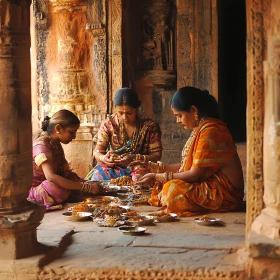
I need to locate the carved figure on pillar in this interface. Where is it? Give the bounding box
[48,0,89,115]
[141,0,174,71]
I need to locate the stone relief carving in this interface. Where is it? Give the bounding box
[176,2,194,88]
[141,0,174,71]
[245,0,266,236]
[32,0,50,120]
[110,0,122,106]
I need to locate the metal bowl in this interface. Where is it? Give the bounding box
[118,226,147,236]
[62,211,92,222]
[194,217,224,226]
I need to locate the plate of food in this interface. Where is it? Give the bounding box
[84,196,120,205]
[62,211,92,222]
[120,210,139,217]
[194,215,224,226]
[146,211,178,222]
[93,217,127,227]
[118,225,147,236]
[127,216,155,226]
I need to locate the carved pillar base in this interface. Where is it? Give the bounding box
[250,208,280,241]
[0,203,45,259]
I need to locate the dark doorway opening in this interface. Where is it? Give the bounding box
[218,0,247,142]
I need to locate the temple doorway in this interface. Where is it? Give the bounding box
[218,0,247,142]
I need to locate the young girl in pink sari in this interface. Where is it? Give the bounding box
[28,110,103,210]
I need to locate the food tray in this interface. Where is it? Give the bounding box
[127,216,155,226]
[84,196,120,205]
[93,217,127,227]
[146,212,178,222]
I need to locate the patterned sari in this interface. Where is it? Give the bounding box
[86,114,162,180]
[28,135,83,209]
[149,118,244,216]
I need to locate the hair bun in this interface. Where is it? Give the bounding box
[41,116,50,131]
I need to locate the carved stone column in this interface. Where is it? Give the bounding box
[250,40,280,242]
[48,0,88,115]
[108,0,122,112]
[248,0,280,265]
[0,0,45,259]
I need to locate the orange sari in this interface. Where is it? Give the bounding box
[149,118,244,216]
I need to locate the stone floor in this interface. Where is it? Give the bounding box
[0,203,247,280]
[0,142,248,280]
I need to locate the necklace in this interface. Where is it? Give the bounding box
[179,118,206,172]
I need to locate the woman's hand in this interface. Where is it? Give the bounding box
[82,181,104,194]
[113,153,134,167]
[89,181,104,194]
[134,173,156,186]
[99,152,116,167]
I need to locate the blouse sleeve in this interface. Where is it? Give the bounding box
[192,126,236,174]
[95,119,110,151]
[33,140,53,167]
[146,122,163,153]
[34,153,48,167]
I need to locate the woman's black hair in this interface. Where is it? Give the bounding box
[41,109,80,133]
[113,87,141,108]
[170,86,219,118]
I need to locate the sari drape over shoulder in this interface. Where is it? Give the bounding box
[28,135,82,209]
[86,114,163,181]
[149,118,244,216]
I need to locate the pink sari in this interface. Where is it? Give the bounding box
[28,135,83,209]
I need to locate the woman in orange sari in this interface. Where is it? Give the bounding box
[135,86,244,216]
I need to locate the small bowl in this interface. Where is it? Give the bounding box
[194,217,224,226]
[62,211,92,222]
[118,226,147,236]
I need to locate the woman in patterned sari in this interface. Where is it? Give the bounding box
[28,110,103,210]
[134,86,244,216]
[86,87,163,181]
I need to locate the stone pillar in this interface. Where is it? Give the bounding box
[176,0,218,98]
[108,0,122,112]
[247,3,280,277]
[249,6,280,242]
[0,0,45,259]
[48,0,88,115]
[245,0,265,238]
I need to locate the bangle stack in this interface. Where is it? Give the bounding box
[155,172,173,183]
[135,154,149,162]
[81,182,93,193]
